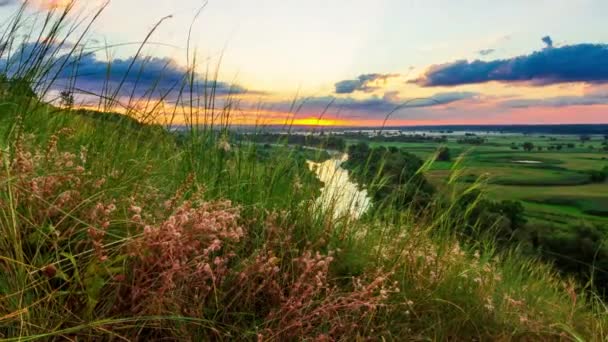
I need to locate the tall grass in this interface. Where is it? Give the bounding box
[0,2,607,340]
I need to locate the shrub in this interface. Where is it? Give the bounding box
[344,143,435,211]
[436,146,451,162]
[523,142,535,151]
[457,136,486,145]
[588,168,608,183]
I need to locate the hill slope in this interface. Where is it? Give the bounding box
[1,106,607,340]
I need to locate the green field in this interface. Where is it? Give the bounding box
[347,134,608,227]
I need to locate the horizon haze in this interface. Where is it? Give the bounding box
[1,0,608,126]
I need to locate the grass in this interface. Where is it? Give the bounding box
[0,2,608,340]
[354,136,608,227]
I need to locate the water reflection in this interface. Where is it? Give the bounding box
[307,154,371,219]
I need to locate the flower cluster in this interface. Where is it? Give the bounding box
[126,199,244,315]
[87,201,117,262]
[3,128,98,230]
[257,249,398,340]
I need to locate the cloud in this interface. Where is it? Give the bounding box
[269,91,478,119]
[500,94,608,108]
[412,42,608,87]
[0,0,74,10]
[1,42,253,105]
[64,54,245,95]
[478,49,495,56]
[253,91,485,125]
[0,0,17,6]
[542,35,553,49]
[334,73,399,94]
[429,91,478,104]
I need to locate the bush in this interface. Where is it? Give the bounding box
[456,190,527,243]
[436,146,451,162]
[588,168,608,183]
[344,142,435,211]
[528,222,608,296]
[457,137,486,145]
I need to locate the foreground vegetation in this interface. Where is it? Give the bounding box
[1,3,608,340]
[4,105,608,340]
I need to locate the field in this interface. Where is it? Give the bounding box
[347,133,608,227]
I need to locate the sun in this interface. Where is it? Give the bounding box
[291,117,349,127]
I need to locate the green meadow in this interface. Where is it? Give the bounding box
[348,133,608,227]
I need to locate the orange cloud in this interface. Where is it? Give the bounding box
[27,0,73,10]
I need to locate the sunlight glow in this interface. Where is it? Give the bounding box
[28,0,73,10]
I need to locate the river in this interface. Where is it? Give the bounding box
[307,154,371,219]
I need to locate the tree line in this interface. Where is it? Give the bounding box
[343,141,608,298]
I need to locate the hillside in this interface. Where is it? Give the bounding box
[0,98,607,340]
[0,4,607,340]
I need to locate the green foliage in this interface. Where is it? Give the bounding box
[0,74,37,102]
[523,142,535,151]
[342,131,447,144]
[344,142,435,211]
[1,3,607,340]
[457,136,486,145]
[239,132,346,151]
[588,169,608,183]
[456,190,527,243]
[528,222,608,295]
[436,146,451,162]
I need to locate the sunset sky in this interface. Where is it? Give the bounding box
[2,0,608,126]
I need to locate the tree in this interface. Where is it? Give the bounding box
[344,144,435,211]
[589,168,607,183]
[495,200,527,232]
[455,191,527,243]
[347,142,371,163]
[580,135,591,143]
[522,142,535,152]
[436,147,451,162]
[59,90,74,109]
[457,137,485,145]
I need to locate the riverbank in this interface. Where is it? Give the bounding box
[307,153,371,219]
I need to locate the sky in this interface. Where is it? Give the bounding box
[2,0,608,126]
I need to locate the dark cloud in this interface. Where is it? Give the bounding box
[0,42,252,103]
[542,35,553,49]
[412,42,608,87]
[275,91,478,117]
[334,73,399,94]
[478,49,495,56]
[60,54,246,97]
[429,91,478,105]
